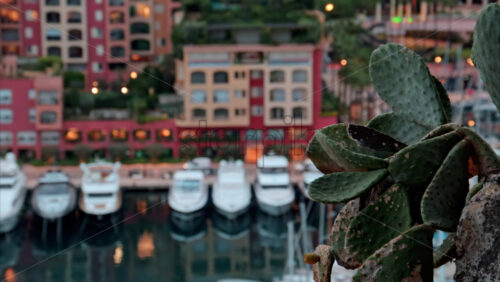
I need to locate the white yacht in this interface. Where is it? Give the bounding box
[254,155,295,216]
[299,159,323,199]
[0,153,27,233]
[79,161,122,216]
[31,171,77,220]
[168,170,208,216]
[184,157,212,175]
[212,160,251,219]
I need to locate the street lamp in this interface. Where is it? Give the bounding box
[121,86,129,95]
[340,59,348,66]
[91,87,99,95]
[130,71,138,79]
[325,3,334,12]
[434,56,443,64]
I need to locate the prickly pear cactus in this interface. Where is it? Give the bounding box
[305,13,500,280]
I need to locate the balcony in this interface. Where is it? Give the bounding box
[1,29,19,41]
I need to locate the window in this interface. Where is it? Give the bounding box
[68,29,82,40]
[68,46,83,58]
[29,108,36,123]
[109,11,124,23]
[155,4,164,13]
[270,70,285,83]
[41,131,60,145]
[95,0,103,3]
[96,45,104,56]
[110,29,124,40]
[156,129,172,141]
[40,111,57,124]
[213,71,228,83]
[234,71,245,79]
[28,89,36,100]
[110,129,128,141]
[271,107,284,119]
[46,29,61,41]
[17,131,36,145]
[46,12,60,23]
[67,12,82,23]
[290,128,307,141]
[292,70,307,82]
[25,27,33,39]
[38,90,58,105]
[157,38,166,47]
[251,70,263,79]
[191,90,206,103]
[64,128,81,143]
[293,107,306,119]
[1,9,19,23]
[192,109,206,119]
[88,130,105,142]
[292,88,306,101]
[234,109,245,116]
[266,129,284,140]
[130,22,149,34]
[251,87,263,98]
[45,0,59,5]
[251,106,262,116]
[47,46,61,56]
[109,0,123,6]
[110,46,125,57]
[130,3,151,18]
[214,108,229,120]
[245,130,262,141]
[26,10,38,21]
[0,132,13,146]
[234,90,245,98]
[95,10,103,21]
[1,29,19,41]
[91,27,103,38]
[67,0,80,5]
[191,71,205,84]
[133,129,150,142]
[0,89,12,104]
[27,45,39,56]
[92,62,103,72]
[131,39,150,51]
[214,90,229,103]
[270,89,285,102]
[0,109,13,124]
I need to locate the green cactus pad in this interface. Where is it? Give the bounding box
[347,124,406,154]
[306,137,345,174]
[421,140,470,231]
[457,127,500,176]
[472,3,500,111]
[367,112,431,144]
[389,131,463,189]
[308,169,388,204]
[353,225,434,282]
[434,233,457,268]
[314,126,388,172]
[422,123,460,140]
[466,182,483,202]
[345,184,412,263]
[331,199,362,269]
[432,76,452,123]
[370,43,448,127]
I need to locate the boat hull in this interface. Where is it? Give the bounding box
[31,188,77,221]
[254,183,294,216]
[0,188,26,233]
[78,190,123,216]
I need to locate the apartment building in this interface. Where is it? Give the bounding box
[0,0,22,56]
[175,44,335,160]
[0,76,63,160]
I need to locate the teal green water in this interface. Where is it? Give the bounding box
[1,191,321,282]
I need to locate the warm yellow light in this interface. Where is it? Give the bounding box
[92,81,98,87]
[137,231,155,259]
[91,87,99,95]
[325,3,335,12]
[434,56,442,64]
[65,128,80,141]
[161,129,171,137]
[340,59,347,66]
[121,86,129,94]
[4,268,16,282]
[130,71,138,79]
[467,120,475,127]
[113,245,124,265]
[466,57,474,67]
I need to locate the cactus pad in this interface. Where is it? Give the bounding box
[345,184,412,263]
[389,131,463,189]
[472,3,500,111]
[370,43,448,127]
[331,199,362,269]
[306,137,345,174]
[434,233,457,268]
[421,140,470,231]
[308,169,388,204]
[432,76,452,123]
[466,182,483,202]
[353,225,434,282]
[422,123,460,140]
[367,112,431,144]
[457,127,500,176]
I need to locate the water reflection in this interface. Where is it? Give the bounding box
[6,191,325,282]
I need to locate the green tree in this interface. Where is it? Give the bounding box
[109,143,130,161]
[74,144,93,161]
[144,144,166,162]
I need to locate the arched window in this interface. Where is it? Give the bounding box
[191,71,205,84]
[109,11,124,23]
[41,111,57,124]
[192,109,206,119]
[68,29,82,40]
[67,12,82,23]
[46,12,60,23]
[47,46,61,56]
[292,88,306,101]
[270,70,285,83]
[131,39,150,51]
[46,29,61,40]
[271,107,284,119]
[213,71,228,83]
[67,0,81,5]
[68,46,83,58]
[213,90,229,103]
[292,70,307,82]
[110,46,125,57]
[293,107,306,119]
[191,90,206,103]
[130,22,150,34]
[110,29,125,40]
[214,108,229,120]
[270,89,285,102]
